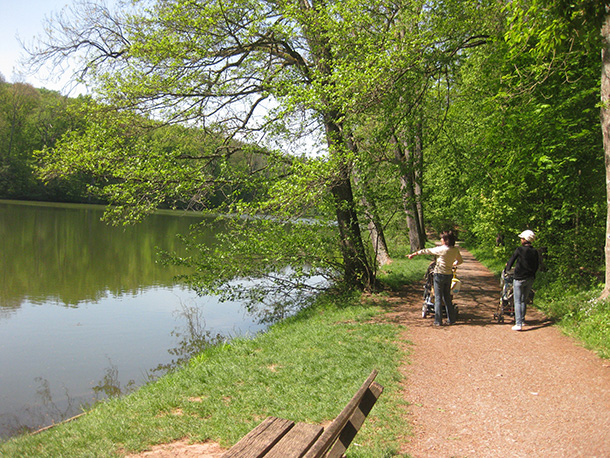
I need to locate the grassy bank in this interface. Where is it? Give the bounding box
[468,245,610,359]
[0,264,427,457]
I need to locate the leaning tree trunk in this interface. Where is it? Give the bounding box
[367,217,391,267]
[601,9,610,300]
[400,172,423,252]
[325,118,375,290]
[347,134,391,267]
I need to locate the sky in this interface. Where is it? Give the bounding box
[0,0,84,94]
[0,0,323,154]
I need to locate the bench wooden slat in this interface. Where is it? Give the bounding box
[222,370,382,458]
[302,369,379,458]
[264,422,324,458]
[325,381,384,458]
[222,416,294,458]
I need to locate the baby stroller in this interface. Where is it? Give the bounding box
[422,261,460,319]
[494,267,534,323]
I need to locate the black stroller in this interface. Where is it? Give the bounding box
[422,261,460,319]
[494,267,534,323]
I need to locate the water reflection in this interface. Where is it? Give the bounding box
[0,375,78,438]
[92,360,138,399]
[0,200,202,310]
[0,293,263,439]
[154,303,225,374]
[0,201,269,440]
[1,360,136,438]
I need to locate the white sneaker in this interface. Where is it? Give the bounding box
[512,324,522,331]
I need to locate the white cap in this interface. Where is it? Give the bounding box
[518,230,535,242]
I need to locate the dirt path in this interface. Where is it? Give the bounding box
[129,248,610,457]
[391,249,610,457]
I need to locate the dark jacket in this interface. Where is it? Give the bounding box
[506,242,539,280]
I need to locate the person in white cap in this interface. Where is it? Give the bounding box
[505,230,539,331]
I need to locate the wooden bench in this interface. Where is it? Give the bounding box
[221,370,383,458]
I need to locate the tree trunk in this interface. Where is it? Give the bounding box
[302,15,374,290]
[331,161,374,289]
[325,119,375,290]
[352,165,392,267]
[413,120,426,244]
[392,134,425,252]
[601,9,610,300]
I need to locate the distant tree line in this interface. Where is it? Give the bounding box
[0,77,272,209]
[0,78,83,201]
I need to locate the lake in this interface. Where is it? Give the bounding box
[0,200,269,439]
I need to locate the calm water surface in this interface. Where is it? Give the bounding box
[0,201,267,439]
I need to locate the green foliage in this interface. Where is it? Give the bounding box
[35,98,349,302]
[36,100,275,222]
[29,0,520,292]
[166,214,341,308]
[424,10,605,283]
[11,0,610,304]
[531,275,610,359]
[559,298,610,359]
[504,0,607,58]
[0,82,278,209]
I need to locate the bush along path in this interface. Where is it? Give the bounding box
[386,248,610,457]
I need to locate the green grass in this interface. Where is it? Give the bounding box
[0,292,408,457]
[534,284,610,359]
[377,249,437,292]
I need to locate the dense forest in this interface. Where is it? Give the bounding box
[0,77,273,208]
[2,0,608,305]
[0,79,82,201]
